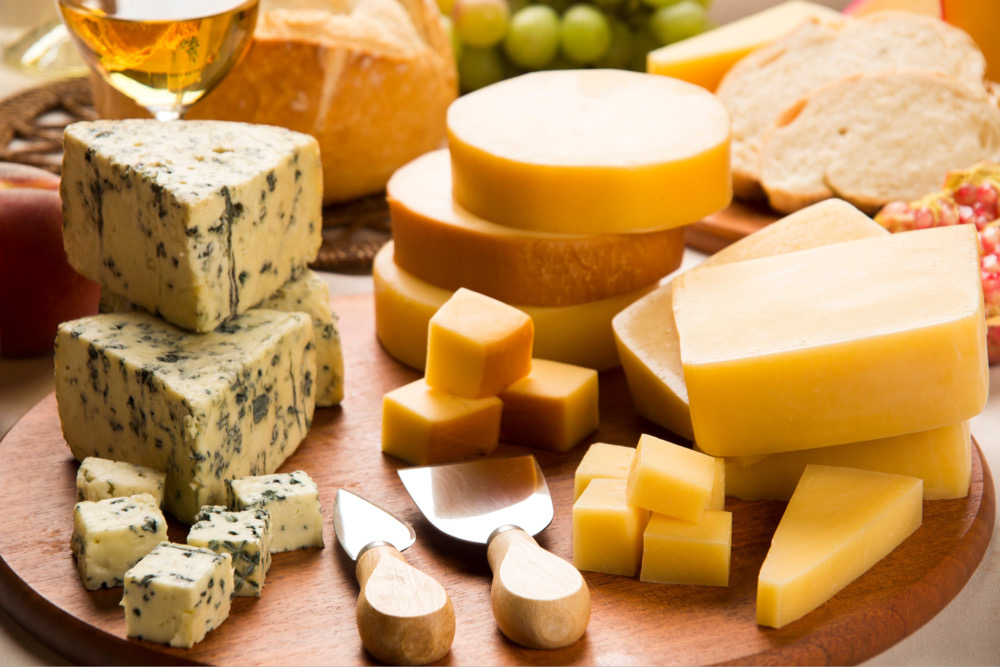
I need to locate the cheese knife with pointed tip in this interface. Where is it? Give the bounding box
[397,454,590,650]
[333,489,455,665]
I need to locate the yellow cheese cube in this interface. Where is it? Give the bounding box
[674,224,987,457]
[758,465,923,628]
[612,199,888,441]
[499,359,598,452]
[647,1,843,91]
[640,510,732,587]
[573,443,635,501]
[425,288,534,399]
[708,458,725,511]
[720,421,971,501]
[626,434,715,522]
[381,379,502,465]
[572,478,650,577]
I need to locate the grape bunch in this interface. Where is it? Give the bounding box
[438,0,713,92]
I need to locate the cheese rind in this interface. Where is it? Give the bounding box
[757,465,923,628]
[101,270,344,407]
[613,199,888,441]
[626,434,716,523]
[61,119,323,332]
[187,506,273,597]
[374,241,653,371]
[54,309,316,524]
[226,470,324,553]
[388,149,685,306]
[122,542,233,648]
[640,510,732,587]
[573,478,650,577]
[674,224,987,456]
[76,457,166,505]
[447,70,732,234]
[574,443,635,501]
[71,493,168,590]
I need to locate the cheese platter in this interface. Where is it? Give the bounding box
[0,292,992,666]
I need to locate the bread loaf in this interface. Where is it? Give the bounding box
[759,70,1000,214]
[89,0,458,205]
[717,10,987,200]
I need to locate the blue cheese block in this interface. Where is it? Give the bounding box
[101,270,344,407]
[226,470,324,552]
[61,119,323,333]
[76,456,166,505]
[122,542,234,648]
[187,506,272,597]
[54,309,316,524]
[71,493,167,590]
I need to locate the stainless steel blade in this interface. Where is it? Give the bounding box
[397,455,553,544]
[333,489,416,560]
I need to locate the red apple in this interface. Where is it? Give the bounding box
[0,162,101,357]
[843,0,941,17]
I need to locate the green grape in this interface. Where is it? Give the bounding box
[595,16,633,69]
[537,0,574,14]
[440,15,463,62]
[452,0,510,49]
[649,0,707,46]
[503,5,561,70]
[560,4,612,65]
[639,0,682,10]
[458,46,507,92]
[626,23,659,72]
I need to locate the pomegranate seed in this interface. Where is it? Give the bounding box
[914,207,936,229]
[939,202,959,225]
[955,183,978,206]
[980,225,1000,254]
[976,183,999,210]
[959,205,975,225]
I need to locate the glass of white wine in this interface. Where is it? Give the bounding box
[56,0,259,122]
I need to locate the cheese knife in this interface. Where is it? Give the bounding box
[332,488,455,665]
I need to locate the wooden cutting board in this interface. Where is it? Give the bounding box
[685,201,779,255]
[0,293,993,666]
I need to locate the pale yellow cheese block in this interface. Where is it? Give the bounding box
[717,421,971,501]
[647,1,843,91]
[757,465,923,628]
[673,224,987,457]
[425,288,533,399]
[708,458,725,511]
[373,242,655,372]
[626,434,715,523]
[388,149,685,307]
[381,378,502,465]
[613,199,887,441]
[447,69,731,235]
[572,478,650,577]
[640,510,732,587]
[573,443,635,501]
[499,359,599,453]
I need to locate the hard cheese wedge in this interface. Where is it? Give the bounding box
[373,241,654,371]
[613,199,887,441]
[757,465,923,628]
[388,149,685,307]
[673,224,987,456]
[447,69,731,234]
[647,1,843,90]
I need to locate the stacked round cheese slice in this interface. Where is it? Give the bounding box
[375,69,733,371]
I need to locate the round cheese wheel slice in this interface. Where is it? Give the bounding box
[388,149,685,307]
[373,241,655,372]
[447,69,732,234]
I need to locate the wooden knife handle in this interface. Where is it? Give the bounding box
[355,543,456,665]
[486,527,591,649]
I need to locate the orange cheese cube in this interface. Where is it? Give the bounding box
[572,478,650,577]
[499,359,598,452]
[573,443,635,501]
[381,379,502,465]
[425,288,533,399]
[640,510,732,587]
[626,434,716,523]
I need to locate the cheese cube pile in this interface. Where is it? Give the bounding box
[382,288,599,465]
[377,69,732,373]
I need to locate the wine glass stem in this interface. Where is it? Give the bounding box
[152,110,183,122]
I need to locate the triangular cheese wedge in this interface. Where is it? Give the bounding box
[757,464,922,628]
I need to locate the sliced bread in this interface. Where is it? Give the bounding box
[716,10,987,200]
[759,70,1000,214]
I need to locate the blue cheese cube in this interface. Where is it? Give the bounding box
[61,119,323,333]
[187,506,272,597]
[122,542,233,648]
[54,309,316,524]
[71,493,167,590]
[226,471,324,552]
[101,269,344,407]
[76,456,166,505]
